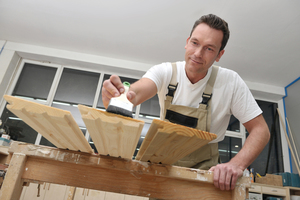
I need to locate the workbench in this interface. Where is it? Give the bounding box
[0,142,250,200]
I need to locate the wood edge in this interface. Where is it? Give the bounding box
[8,142,249,189]
[4,95,73,117]
[152,119,217,140]
[78,104,145,124]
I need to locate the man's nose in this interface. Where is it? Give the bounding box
[194,47,203,57]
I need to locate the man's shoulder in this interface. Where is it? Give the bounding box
[216,66,240,79]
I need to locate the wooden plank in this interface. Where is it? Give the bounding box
[22,156,237,199]
[66,186,76,200]
[9,142,250,188]
[232,186,248,200]
[136,119,217,164]
[4,142,250,199]
[84,189,105,200]
[20,183,46,200]
[0,153,26,200]
[78,105,144,159]
[4,95,93,153]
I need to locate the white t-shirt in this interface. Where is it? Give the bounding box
[143,61,262,142]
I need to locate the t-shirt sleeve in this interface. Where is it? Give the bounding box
[230,73,262,124]
[142,62,171,92]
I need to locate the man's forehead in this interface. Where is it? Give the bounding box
[191,24,223,47]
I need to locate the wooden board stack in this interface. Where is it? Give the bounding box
[3,95,217,165]
[136,119,217,164]
[4,95,93,153]
[78,105,144,159]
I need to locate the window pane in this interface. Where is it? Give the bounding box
[88,137,97,154]
[0,106,38,144]
[133,122,151,159]
[13,63,57,100]
[219,136,242,163]
[227,115,240,132]
[40,68,100,147]
[97,74,138,113]
[248,100,283,175]
[54,68,100,106]
[139,94,160,119]
[39,103,88,147]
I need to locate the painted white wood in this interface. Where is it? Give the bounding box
[0,40,6,52]
[104,192,125,200]
[0,49,21,113]
[246,80,285,102]
[2,41,286,103]
[278,99,291,172]
[4,42,152,77]
[84,189,105,200]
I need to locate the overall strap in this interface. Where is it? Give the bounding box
[166,63,178,101]
[199,65,219,132]
[170,62,178,86]
[200,65,219,106]
[163,62,178,120]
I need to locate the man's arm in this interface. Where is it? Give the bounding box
[102,75,157,108]
[210,114,270,190]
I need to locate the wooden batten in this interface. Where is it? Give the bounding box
[3,142,250,200]
[78,105,144,159]
[3,95,93,153]
[136,119,217,164]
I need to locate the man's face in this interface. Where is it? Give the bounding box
[185,23,225,79]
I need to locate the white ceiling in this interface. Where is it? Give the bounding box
[0,0,299,88]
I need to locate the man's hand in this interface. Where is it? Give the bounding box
[209,162,244,190]
[102,75,136,108]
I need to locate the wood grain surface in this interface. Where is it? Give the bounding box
[136,119,217,164]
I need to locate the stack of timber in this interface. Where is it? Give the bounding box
[3,95,217,165]
[78,105,144,159]
[3,95,93,153]
[136,119,217,164]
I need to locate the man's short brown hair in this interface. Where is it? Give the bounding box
[190,14,230,51]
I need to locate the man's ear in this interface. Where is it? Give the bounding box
[216,49,225,62]
[185,37,190,49]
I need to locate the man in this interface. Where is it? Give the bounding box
[102,14,270,191]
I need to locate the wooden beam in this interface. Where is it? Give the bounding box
[136,119,217,164]
[22,157,234,199]
[0,153,26,200]
[7,142,250,199]
[78,105,144,159]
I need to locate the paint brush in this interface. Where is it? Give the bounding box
[106,81,133,118]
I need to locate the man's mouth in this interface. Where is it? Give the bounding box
[190,58,203,64]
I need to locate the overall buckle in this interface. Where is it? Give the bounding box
[201,93,212,105]
[166,83,178,97]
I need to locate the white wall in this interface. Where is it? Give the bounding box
[0,40,291,172]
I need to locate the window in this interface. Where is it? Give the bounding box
[12,63,57,100]
[41,68,100,147]
[219,136,242,163]
[0,62,57,144]
[247,100,283,175]
[227,115,240,133]
[0,106,38,144]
